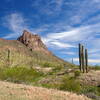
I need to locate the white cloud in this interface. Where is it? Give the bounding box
[42,22,100,65]
[43,23,100,49]
[87,59,100,63]
[66,52,75,55]
[89,49,100,54]
[32,0,64,15]
[63,0,100,26]
[92,0,100,3]
[74,58,100,64]
[89,53,100,58]
[49,41,75,48]
[3,13,29,39]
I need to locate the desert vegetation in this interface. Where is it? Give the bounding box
[0,66,99,100]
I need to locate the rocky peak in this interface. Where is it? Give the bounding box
[17,30,51,54]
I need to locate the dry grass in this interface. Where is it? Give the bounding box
[79,70,100,86]
[0,81,91,100]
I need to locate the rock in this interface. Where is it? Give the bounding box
[17,30,51,55]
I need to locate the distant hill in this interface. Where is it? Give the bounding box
[0,30,71,68]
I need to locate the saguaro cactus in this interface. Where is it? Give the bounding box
[82,45,85,73]
[7,49,10,62]
[85,49,88,73]
[79,44,89,73]
[79,43,82,71]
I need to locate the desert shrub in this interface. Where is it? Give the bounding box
[0,67,44,84]
[42,62,53,67]
[41,83,61,89]
[60,77,81,93]
[46,65,63,75]
[94,65,100,70]
[52,66,62,72]
[81,86,98,94]
[74,71,81,78]
[97,86,100,96]
[80,85,100,99]
[41,62,63,68]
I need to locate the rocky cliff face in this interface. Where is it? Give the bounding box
[17,30,51,55]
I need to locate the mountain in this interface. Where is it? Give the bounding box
[0,30,71,68]
[17,30,51,55]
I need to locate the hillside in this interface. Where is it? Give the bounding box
[0,30,72,69]
[0,81,90,100]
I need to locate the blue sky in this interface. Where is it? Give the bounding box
[0,0,100,65]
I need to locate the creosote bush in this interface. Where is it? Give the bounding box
[94,65,100,70]
[41,62,62,68]
[41,83,61,89]
[60,77,81,93]
[74,71,81,78]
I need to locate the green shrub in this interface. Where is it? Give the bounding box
[80,85,100,97]
[81,86,98,94]
[53,66,62,72]
[94,65,100,70]
[42,62,52,67]
[41,83,61,89]
[41,62,62,68]
[97,87,100,96]
[60,77,81,93]
[74,71,81,78]
[0,67,44,83]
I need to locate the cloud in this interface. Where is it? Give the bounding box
[66,52,75,55]
[2,13,29,39]
[32,0,64,15]
[42,22,100,65]
[89,54,100,58]
[92,0,100,3]
[73,58,100,64]
[63,0,100,26]
[89,49,100,54]
[43,23,100,49]
[47,41,75,48]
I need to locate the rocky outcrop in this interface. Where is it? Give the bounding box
[17,30,51,55]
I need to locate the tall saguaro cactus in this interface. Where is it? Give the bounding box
[79,44,88,73]
[82,45,85,73]
[7,49,10,63]
[79,43,82,71]
[85,49,88,73]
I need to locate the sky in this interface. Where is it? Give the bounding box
[0,0,100,65]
